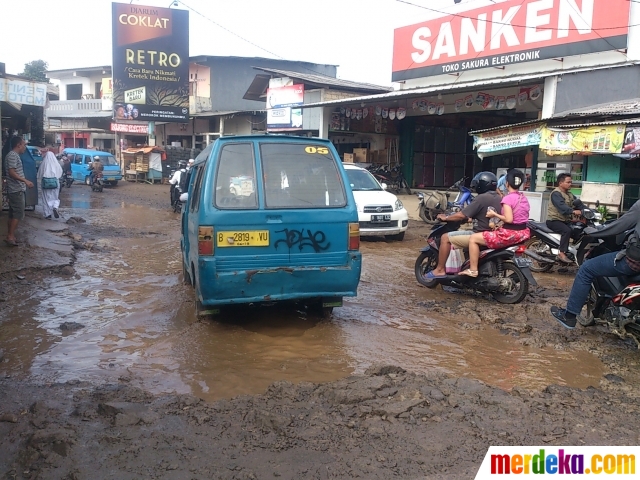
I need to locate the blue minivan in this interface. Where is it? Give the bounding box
[181,135,362,316]
[62,148,122,186]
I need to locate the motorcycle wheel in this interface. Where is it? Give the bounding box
[578,286,597,327]
[415,250,439,288]
[419,207,440,224]
[524,238,554,273]
[491,262,529,304]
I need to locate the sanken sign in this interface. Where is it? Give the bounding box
[392,0,630,81]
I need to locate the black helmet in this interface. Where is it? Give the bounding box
[178,160,187,169]
[470,171,498,194]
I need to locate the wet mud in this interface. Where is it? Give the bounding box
[1,183,639,478]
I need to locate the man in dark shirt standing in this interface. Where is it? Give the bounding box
[546,173,584,264]
[429,172,503,278]
[4,136,33,246]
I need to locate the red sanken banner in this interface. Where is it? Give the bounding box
[392,0,630,81]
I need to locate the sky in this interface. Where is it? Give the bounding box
[0,0,496,87]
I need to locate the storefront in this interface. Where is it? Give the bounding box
[300,0,640,196]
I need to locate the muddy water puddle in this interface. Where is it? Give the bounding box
[0,199,606,401]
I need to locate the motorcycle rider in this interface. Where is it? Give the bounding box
[546,173,585,264]
[551,199,640,329]
[169,160,187,206]
[428,172,503,279]
[88,156,103,187]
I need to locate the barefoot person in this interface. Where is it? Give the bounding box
[4,136,33,246]
[461,169,531,277]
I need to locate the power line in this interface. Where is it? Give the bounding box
[175,0,349,81]
[395,0,633,31]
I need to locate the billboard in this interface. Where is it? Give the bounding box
[112,3,189,123]
[266,84,304,130]
[392,0,631,81]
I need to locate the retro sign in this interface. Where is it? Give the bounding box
[392,0,630,81]
[112,3,189,123]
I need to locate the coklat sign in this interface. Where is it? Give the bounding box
[112,3,189,123]
[392,0,631,81]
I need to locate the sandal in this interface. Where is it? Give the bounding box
[4,239,19,247]
[459,269,478,277]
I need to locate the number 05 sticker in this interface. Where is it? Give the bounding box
[305,146,329,154]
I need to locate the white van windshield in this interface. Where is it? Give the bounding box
[260,143,346,209]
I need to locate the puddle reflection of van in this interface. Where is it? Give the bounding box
[181,135,362,316]
[62,148,122,186]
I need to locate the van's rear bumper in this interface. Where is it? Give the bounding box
[197,253,362,306]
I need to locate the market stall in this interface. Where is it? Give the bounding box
[122,146,165,184]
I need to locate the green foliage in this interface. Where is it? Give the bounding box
[19,60,49,83]
[597,205,610,219]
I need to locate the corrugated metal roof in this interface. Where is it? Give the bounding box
[252,67,392,94]
[547,118,640,128]
[46,111,112,119]
[469,119,543,135]
[553,99,640,118]
[190,110,265,117]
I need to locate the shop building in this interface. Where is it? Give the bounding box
[300,0,640,213]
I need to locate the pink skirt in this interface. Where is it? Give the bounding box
[482,227,530,249]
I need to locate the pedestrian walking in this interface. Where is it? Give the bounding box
[37,151,63,219]
[4,136,33,246]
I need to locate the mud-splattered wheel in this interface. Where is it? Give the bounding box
[419,207,440,224]
[578,286,597,327]
[415,250,439,288]
[491,262,529,304]
[525,238,554,273]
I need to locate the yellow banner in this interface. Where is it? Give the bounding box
[540,125,625,155]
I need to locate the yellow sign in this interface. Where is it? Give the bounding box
[124,86,146,105]
[540,125,625,155]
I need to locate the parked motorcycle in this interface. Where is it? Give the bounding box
[524,201,602,272]
[414,220,537,304]
[91,172,104,192]
[577,228,640,347]
[416,177,473,224]
[367,164,411,194]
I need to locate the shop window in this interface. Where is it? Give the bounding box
[535,152,584,193]
[66,84,83,100]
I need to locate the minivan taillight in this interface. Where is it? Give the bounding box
[348,223,360,250]
[198,226,214,255]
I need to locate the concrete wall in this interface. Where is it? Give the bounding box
[554,65,640,115]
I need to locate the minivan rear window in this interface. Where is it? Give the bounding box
[214,143,257,209]
[260,143,346,209]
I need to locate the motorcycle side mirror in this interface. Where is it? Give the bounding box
[595,200,600,208]
[381,183,388,190]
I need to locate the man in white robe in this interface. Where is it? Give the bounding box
[37,152,63,219]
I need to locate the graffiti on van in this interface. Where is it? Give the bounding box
[275,228,331,253]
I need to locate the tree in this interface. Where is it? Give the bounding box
[19,60,49,83]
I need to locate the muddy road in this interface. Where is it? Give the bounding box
[1,182,640,479]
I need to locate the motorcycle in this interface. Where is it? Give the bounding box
[168,168,185,213]
[577,229,640,347]
[367,164,411,194]
[60,171,73,188]
[414,220,537,304]
[91,172,104,192]
[416,177,473,224]
[524,201,602,272]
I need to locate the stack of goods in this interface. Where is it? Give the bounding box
[135,153,149,172]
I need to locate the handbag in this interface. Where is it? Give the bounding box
[41,177,59,189]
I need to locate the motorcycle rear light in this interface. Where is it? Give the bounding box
[198,226,214,255]
[515,244,527,255]
[348,223,360,250]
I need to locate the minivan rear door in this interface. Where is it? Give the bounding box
[212,139,354,273]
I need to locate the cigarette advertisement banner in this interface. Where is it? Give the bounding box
[392,0,631,81]
[620,126,640,157]
[112,3,189,123]
[473,123,542,158]
[540,125,626,156]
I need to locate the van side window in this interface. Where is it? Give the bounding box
[261,143,346,209]
[190,166,204,212]
[66,154,76,164]
[214,143,257,209]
